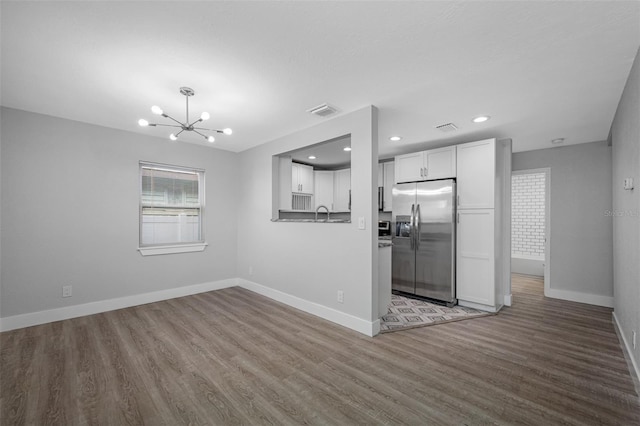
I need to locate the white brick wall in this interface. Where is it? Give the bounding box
[511,172,545,259]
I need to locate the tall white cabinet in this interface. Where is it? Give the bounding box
[333,168,351,211]
[455,138,512,312]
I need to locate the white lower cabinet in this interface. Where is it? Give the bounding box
[456,209,495,307]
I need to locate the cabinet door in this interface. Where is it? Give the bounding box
[291,163,301,193]
[333,168,351,211]
[457,139,495,209]
[425,146,456,179]
[298,163,314,194]
[383,161,394,211]
[314,171,334,210]
[394,152,424,183]
[378,163,384,187]
[456,209,495,306]
[292,163,314,194]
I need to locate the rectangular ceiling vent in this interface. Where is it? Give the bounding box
[307,103,339,117]
[435,122,458,132]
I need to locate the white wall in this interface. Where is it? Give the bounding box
[610,47,640,380]
[0,107,239,319]
[512,141,613,304]
[236,106,379,334]
[511,172,546,258]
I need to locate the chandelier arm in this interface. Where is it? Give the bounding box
[188,118,203,128]
[161,113,185,127]
[149,123,183,128]
[193,126,224,133]
[192,129,209,139]
[175,129,186,137]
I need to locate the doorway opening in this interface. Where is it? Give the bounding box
[511,168,550,293]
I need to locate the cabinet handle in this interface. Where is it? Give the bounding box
[420,167,423,177]
[457,213,460,223]
[424,168,427,177]
[457,195,460,206]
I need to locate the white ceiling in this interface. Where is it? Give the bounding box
[1,1,639,157]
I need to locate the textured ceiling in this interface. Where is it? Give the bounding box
[1,1,639,157]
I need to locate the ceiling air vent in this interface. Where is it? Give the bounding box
[435,122,458,132]
[307,103,339,117]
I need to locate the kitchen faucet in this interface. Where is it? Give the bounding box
[315,205,330,222]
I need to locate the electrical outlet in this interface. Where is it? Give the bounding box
[249,266,253,276]
[633,330,637,350]
[62,285,72,298]
[337,290,344,303]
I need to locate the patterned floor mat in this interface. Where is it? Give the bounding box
[380,294,494,333]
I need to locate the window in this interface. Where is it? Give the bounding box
[139,162,206,255]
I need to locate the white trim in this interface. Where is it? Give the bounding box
[613,312,640,394]
[0,278,236,332]
[458,299,500,313]
[545,288,613,308]
[504,293,512,306]
[138,242,208,256]
[237,278,379,337]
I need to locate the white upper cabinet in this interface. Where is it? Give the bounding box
[333,168,351,211]
[383,161,394,212]
[378,163,384,187]
[456,139,495,209]
[314,170,334,210]
[395,146,456,183]
[394,151,424,183]
[291,162,314,194]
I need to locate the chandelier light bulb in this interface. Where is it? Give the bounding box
[138,119,149,127]
[200,112,210,121]
[223,128,233,135]
[207,136,215,143]
[169,133,178,141]
[151,105,163,115]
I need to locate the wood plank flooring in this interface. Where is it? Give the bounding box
[1,274,639,425]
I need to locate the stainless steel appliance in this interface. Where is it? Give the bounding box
[378,220,391,237]
[392,179,456,305]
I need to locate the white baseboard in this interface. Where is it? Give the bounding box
[238,278,379,337]
[0,278,237,332]
[545,288,613,308]
[504,293,512,306]
[612,312,640,395]
[457,299,499,313]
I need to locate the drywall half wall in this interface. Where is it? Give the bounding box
[236,106,379,336]
[610,46,640,383]
[512,140,613,306]
[0,107,239,328]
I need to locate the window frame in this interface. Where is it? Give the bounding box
[138,161,207,256]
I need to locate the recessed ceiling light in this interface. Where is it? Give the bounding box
[389,136,402,141]
[343,147,352,152]
[308,155,317,160]
[551,138,565,145]
[472,116,490,123]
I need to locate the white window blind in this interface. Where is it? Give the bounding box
[140,162,204,246]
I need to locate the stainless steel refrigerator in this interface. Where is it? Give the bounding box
[392,179,456,305]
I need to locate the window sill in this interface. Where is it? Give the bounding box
[138,242,208,256]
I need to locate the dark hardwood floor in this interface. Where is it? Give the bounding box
[2,274,639,425]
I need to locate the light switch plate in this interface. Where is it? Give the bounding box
[358,217,366,230]
[624,178,634,190]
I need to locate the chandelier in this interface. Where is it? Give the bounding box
[138,87,232,143]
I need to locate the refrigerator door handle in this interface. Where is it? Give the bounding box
[415,204,421,250]
[410,203,415,250]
